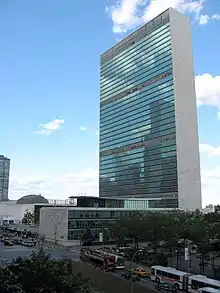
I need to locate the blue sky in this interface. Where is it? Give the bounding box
[0,0,220,206]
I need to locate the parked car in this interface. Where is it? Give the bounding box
[26,241,34,247]
[155,282,177,292]
[22,240,34,247]
[13,238,22,245]
[4,240,13,246]
[121,272,140,282]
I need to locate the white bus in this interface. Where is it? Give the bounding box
[198,288,220,293]
[151,265,191,290]
[95,249,125,269]
[188,275,220,293]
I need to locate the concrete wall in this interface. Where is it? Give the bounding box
[39,207,68,242]
[170,8,202,210]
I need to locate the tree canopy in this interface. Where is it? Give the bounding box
[109,210,220,272]
[111,210,220,250]
[21,212,35,225]
[0,248,91,293]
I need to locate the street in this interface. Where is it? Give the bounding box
[0,242,81,263]
[0,243,158,292]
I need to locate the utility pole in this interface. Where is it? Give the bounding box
[53,225,58,248]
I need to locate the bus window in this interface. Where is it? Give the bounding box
[173,274,180,281]
[151,268,155,275]
[168,273,174,279]
[199,282,206,289]
[192,280,199,289]
[162,271,168,277]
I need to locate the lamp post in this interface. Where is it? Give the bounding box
[130,249,143,293]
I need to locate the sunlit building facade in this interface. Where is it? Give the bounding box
[99,8,201,210]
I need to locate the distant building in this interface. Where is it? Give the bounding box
[0,155,10,201]
[39,196,178,245]
[99,8,201,210]
[201,205,214,214]
[16,194,49,205]
[39,206,163,245]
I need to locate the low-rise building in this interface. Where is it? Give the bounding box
[0,215,16,225]
[39,206,169,245]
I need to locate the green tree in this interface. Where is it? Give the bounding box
[111,209,220,271]
[103,228,110,244]
[0,247,91,293]
[112,211,146,248]
[214,205,220,213]
[21,212,34,225]
[81,228,94,245]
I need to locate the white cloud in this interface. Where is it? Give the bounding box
[105,0,146,33]
[9,168,98,200]
[8,159,220,207]
[195,74,220,108]
[201,166,220,206]
[106,0,205,34]
[95,130,99,136]
[37,119,64,135]
[9,164,220,207]
[199,13,220,24]
[212,14,220,20]
[199,14,210,24]
[142,0,203,23]
[199,144,220,206]
[79,125,87,131]
[199,144,220,156]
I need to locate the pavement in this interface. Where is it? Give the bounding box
[0,242,81,263]
[0,242,159,292]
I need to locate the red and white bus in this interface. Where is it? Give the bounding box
[95,249,125,269]
[188,275,220,293]
[151,265,191,290]
[151,266,220,293]
[198,288,220,293]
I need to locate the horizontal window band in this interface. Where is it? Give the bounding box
[101,11,170,65]
[100,71,173,106]
[100,133,176,157]
[101,63,172,101]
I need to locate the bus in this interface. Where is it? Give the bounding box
[151,265,191,290]
[188,275,220,293]
[198,288,220,293]
[95,249,125,269]
[80,248,116,271]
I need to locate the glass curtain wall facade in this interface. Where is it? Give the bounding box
[0,155,10,201]
[68,209,133,240]
[100,10,178,207]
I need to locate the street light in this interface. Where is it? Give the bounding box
[130,249,143,293]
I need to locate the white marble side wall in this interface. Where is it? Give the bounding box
[170,8,202,210]
[39,208,68,241]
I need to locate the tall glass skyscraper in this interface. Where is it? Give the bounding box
[100,8,201,210]
[0,155,10,201]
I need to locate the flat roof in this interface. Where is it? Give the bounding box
[41,207,174,211]
[69,196,164,201]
